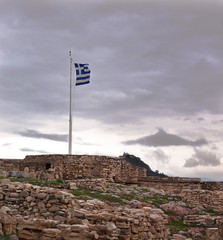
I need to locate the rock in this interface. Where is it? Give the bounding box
[68,182,77,190]
[49,205,60,213]
[1,206,11,212]
[0,179,10,185]
[42,228,62,238]
[10,235,19,240]
[161,202,191,216]
[206,228,220,240]
[19,191,29,198]
[6,171,29,178]
[0,210,16,235]
[106,222,117,232]
[172,234,187,239]
[0,223,3,236]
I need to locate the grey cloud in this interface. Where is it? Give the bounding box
[0,0,223,126]
[2,143,11,147]
[18,129,68,142]
[123,128,208,147]
[197,117,205,121]
[20,148,48,154]
[152,149,169,163]
[184,149,221,167]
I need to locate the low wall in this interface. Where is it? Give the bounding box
[201,181,223,191]
[183,215,223,240]
[138,177,202,194]
[67,178,107,192]
[0,159,21,177]
[181,189,223,212]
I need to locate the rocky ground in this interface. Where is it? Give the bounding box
[0,177,222,239]
[72,182,222,239]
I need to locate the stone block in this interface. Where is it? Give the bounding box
[42,228,61,238]
[0,179,10,185]
[206,228,220,240]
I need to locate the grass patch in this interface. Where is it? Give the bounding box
[114,185,126,190]
[164,210,176,216]
[7,177,65,187]
[72,187,126,205]
[206,208,219,216]
[121,193,137,201]
[0,235,13,240]
[138,188,150,193]
[167,220,188,231]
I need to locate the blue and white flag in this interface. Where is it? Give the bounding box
[74,63,90,86]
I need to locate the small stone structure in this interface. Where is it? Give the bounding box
[0,155,147,184]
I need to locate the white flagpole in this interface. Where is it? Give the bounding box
[68,51,73,154]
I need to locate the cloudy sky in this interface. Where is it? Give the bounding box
[1,0,223,180]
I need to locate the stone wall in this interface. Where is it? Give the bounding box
[0,159,21,177]
[2,155,223,195]
[2,154,147,184]
[183,215,223,240]
[0,179,170,240]
[67,178,107,192]
[181,189,223,212]
[201,181,223,191]
[139,177,202,194]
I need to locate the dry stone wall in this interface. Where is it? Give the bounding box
[139,177,202,194]
[1,154,223,197]
[183,215,223,240]
[0,154,147,184]
[139,176,223,195]
[0,179,170,240]
[0,159,21,177]
[67,178,107,192]
[181,189,223,212]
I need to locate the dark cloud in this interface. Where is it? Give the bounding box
[18,129,68,142]
[20,148,48,154]
[184,149,221,167]
[0,0,223,126]
[123,128,208,147]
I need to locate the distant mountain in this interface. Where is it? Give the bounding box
[200,177,215,182]
[122,153,168,177]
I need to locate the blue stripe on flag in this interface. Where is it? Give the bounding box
[76,76,90,80]
[74,63,91,86]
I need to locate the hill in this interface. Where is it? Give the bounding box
[122,152,168,177]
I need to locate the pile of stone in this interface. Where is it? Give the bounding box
[67,178,106,192]
[0,179,75,222]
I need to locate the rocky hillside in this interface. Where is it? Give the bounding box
[122,153,167,177]
[0,176,222,239]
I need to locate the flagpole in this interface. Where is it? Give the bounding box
[68,51,73,154]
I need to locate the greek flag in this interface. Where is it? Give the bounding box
[74,63,90,86]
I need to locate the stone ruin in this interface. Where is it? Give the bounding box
[1,154,223,239]
[0,154,147,183]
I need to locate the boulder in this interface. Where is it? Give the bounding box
[6,171,29,178]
